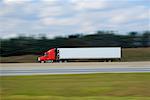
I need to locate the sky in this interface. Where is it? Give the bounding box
[0,0,150,38]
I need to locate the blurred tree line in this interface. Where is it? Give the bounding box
[0,31,150,57]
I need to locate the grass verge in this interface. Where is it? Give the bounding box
[1,73,150,100]
[122,47,150,61]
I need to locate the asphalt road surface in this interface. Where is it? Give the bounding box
[1,62,150,76]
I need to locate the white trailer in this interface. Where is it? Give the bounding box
[57,47,121,61]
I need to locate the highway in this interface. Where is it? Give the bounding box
[1,62,150,76]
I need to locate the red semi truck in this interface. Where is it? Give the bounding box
[38,47,121,63]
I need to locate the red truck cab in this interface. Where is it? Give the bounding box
[38,48,56,63]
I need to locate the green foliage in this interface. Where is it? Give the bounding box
[1,73,150,100]
[0,31,150,57]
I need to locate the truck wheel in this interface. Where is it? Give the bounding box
[41,61,44,63]
[108,60,112,62]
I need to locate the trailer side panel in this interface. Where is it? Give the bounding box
[58,47,121,59]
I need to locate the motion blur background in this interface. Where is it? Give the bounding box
[0,0,150,62]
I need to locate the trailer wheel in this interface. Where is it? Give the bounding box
[108,60,112,62]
